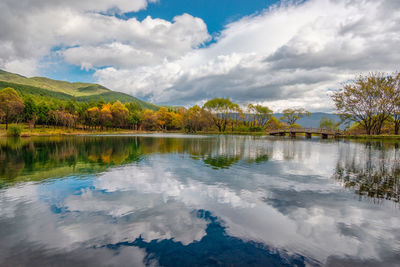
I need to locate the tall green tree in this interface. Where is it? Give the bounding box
[248,104,273,128]
[97,99,106,109]
[36,102,50,125]
[0,87,25,129]
[23,97,37,122]
[128,111,143,130]
[125,102,142,113]
[319,117,338,130]
[280,108,310,127]
[126,102,143,130]
[65,100,77,114]
[203,98,237,132]
[23,97,38,129]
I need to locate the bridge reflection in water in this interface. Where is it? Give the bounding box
[268,128,341,139]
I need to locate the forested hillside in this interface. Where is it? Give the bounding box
[0,70,158,110]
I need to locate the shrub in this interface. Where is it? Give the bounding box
[249,126,263,132]
[7,124,22,137]
[289,123,302,129]
[234,125,250,132]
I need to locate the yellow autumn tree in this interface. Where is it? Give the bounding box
[110,101,129,128]
[100,103,113,129]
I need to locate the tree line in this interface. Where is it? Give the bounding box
[0,87,313,133]
[5,70,398,136]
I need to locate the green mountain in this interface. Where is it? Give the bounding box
[0,70,159,110]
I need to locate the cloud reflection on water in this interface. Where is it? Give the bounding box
[0,136,400,266]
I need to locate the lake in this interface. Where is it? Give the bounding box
[0,134,399,266]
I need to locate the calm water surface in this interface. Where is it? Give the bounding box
[0,135,399,266]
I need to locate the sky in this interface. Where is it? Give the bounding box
[0,0,400,111]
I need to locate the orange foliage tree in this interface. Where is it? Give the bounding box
[0,87,25,129]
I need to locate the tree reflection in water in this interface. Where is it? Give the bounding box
[333,141,400,203]
[203,155,241,169]
[0,135,271,186]
[2,136,400,204]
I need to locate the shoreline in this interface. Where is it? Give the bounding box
[0,127,158,137]
[2,125,400,140]
[338,135,400,140]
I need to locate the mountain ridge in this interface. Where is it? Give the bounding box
[0,69,159,110]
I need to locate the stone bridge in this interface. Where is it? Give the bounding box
[268,128,341,139]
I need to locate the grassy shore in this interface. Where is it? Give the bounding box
[0,127,267,137]
[339,134,400,140]
[2,124,400,140]
[0,125,287,137]
[0,124,156,137]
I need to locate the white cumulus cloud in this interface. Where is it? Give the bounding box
[0,0,158,76]
[1,0,400,111]
[93,0,400,111]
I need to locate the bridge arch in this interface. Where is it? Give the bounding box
[268,128,341,139]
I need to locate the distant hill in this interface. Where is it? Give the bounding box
[274,112,342,128]
[0,70,159,110]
